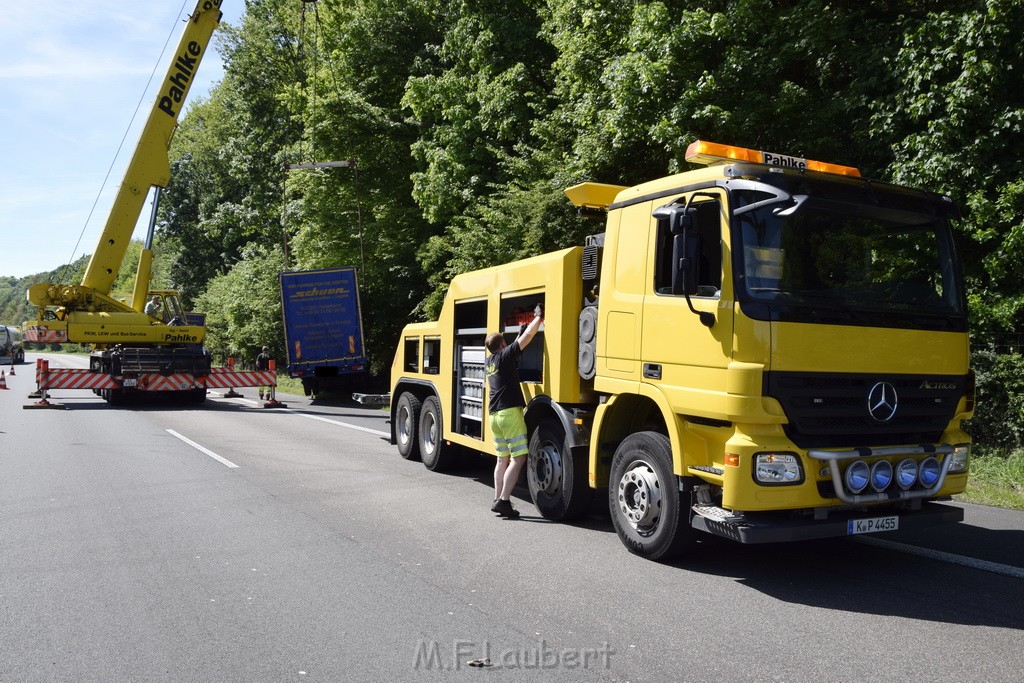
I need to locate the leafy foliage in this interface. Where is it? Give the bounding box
[871,0,1024,337]
[965,348,1024,453]
[194,242,285,365]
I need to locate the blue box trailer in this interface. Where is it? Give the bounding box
[279,267,369,396]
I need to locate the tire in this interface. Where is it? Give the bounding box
[395,392,422,460]
[189,387,207,404]
[527,418,591,521]
[419,396,457,472]
[608,431,694,561]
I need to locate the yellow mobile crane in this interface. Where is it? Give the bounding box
[24,1,272,404]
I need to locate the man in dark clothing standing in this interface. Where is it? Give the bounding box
[256,345,272,401]
[485,305,544,518]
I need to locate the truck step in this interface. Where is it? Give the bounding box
[353,392,390,405]
[692,504,746,524]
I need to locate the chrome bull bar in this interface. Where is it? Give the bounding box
[808,444,955,506]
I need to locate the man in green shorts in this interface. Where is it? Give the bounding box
[485,305,544,518]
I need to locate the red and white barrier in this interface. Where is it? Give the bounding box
[24,326,68,343]
[34,365,276,392]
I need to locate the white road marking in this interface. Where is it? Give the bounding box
[229,397,389,437]
[166,429,239,469]
[855,536,1024,580]
[289,410,390,437]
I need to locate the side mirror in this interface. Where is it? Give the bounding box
[654,200,715,327]
[670,210,694,235]
[671,232,700,296]
[652,204,695,235]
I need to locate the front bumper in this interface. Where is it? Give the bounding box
[690,500,964,544]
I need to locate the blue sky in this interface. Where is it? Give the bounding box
[0,1,246,279]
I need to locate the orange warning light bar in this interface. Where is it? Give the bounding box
[685,140,861,177]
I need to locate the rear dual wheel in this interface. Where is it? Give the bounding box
[395,392,422,460]
[527,418,591,520]
[419,396,457,472]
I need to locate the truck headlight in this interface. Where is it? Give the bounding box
[844,461,870,494]
[895,458,918,490]
[948,444,970,474]
[918,456,941,488]
[754,453,803,485]
[870,460,893,492]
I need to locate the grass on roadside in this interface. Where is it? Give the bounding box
[956,450,1024,510]
[275,375,305,396]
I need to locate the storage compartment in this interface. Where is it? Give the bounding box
[403,337,419,372]
[500,292,545,384]
[455,298,488,335]
[423,337,440,374]
[455,343,484,439]
[454,299,487,439]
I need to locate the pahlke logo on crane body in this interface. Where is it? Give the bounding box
[164,333,199,343]
[158,41,203,118]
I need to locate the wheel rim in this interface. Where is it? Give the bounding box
[529,441,563,496]
[617,460,662,534]
[422,411,437,456]
[397,405,412,446]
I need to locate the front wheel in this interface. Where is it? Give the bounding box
[608,431,694,561]
[419,396,457,472]
[527,418,591,520]
[395,392,422,460]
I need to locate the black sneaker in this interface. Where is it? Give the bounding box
[492,499,520,519]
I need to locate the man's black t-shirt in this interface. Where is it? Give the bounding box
[486,340,524,412]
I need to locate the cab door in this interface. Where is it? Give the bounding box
[639,189,735,418]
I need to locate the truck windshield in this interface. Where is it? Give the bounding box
[732,183,965,328]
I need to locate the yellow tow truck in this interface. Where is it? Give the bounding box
[390,141,972,560]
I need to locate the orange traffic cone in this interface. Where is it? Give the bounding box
[0,370,7,390]
[8,361,14,376]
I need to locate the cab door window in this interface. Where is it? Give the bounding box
[653,198,722,297]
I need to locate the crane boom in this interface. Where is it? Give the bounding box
[83,0,224,294]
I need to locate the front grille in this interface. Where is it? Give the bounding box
[764,372,966,449]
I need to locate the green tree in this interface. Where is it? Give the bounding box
[161,1,305,307]
[194,243,285,365]
[871,0,1024,341]
[286,0,443,368]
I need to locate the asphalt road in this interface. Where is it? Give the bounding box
[1,353,1022,681]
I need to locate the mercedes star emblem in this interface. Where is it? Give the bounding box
[867,381,898,422]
